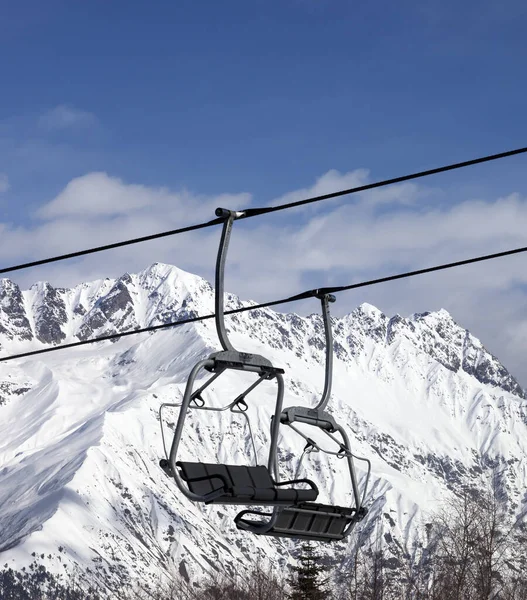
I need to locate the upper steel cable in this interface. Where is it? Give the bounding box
[0,146,525,276]
[241,146,527,218]
[0,217,224,276]
[1,243,526,363]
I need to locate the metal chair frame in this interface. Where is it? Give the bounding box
[159,208,318,505]
[235,294,371,540]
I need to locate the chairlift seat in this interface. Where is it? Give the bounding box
[177,461,318,505]
[235,502,367,542]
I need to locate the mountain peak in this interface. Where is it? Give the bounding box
[356,301,386,317]
[1,262,527,590]
[140,261,203,282]
[410,307,455,323]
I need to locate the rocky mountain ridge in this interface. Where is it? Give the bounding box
[0,262,525,590]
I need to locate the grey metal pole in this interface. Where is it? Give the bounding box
[168,359,216,502]
[214,208,246,352]
[268,373,285,481]
[314,293,336,411]
[214,212,235,352]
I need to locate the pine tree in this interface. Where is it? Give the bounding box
[288,542,328,600]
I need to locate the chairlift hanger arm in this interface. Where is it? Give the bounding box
[214,208,245,352]
[315,293,335,412]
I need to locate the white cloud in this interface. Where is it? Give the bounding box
[38,172,176,219]
[38,105,98,131]
[270,168,370,208]
[0,172,251,273]
[37,172,252,221]
[0,173,9,193]
[1,169,526,387]
[269,168,429,211]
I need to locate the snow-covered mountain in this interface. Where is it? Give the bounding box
[0,262,526,590]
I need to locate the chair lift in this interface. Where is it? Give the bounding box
[158,208,319,506]
[234,293,371,542]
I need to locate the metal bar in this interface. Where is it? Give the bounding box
[323,427,372,503]
[214,209,244,352]
[294,446,312,480]
[282,507,351,518]
[190,370,224,401]
[232,374,267,405]
[267,373,285,481]
[335,424,362,512]
[323,428,353,456]
[159,403,173,461]
[357,455,372,506]
[286,422,351,458]
[272,529,345,541]
[314,294,335,411]
[287,422,321,452]
[230,374,268,464]
[235,508,279,534]
[189,374,268,413]
[231,409,259,466]
[168,359,215,502]
[322,428,371,507]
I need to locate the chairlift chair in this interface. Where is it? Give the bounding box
[159,208,319,506]
[234,294,371,541]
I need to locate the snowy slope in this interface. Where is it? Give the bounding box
[0,263,526,589]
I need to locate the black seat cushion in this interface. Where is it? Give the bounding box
[176,462,318,505]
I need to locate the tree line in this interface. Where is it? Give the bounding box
[2,483,526,600]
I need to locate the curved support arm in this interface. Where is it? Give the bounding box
[342,503,369,538]
[168,359,217,502]
[268,373,285,482]
[314,293,336,411]
[334,424,363,513]
[235,508,279,534]
[274,478,319,494]
[214,208,244,352]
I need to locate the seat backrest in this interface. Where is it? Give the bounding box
[178,462,275,496]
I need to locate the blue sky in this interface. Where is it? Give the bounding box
[1,0,526,207]
[0,0,527,384]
